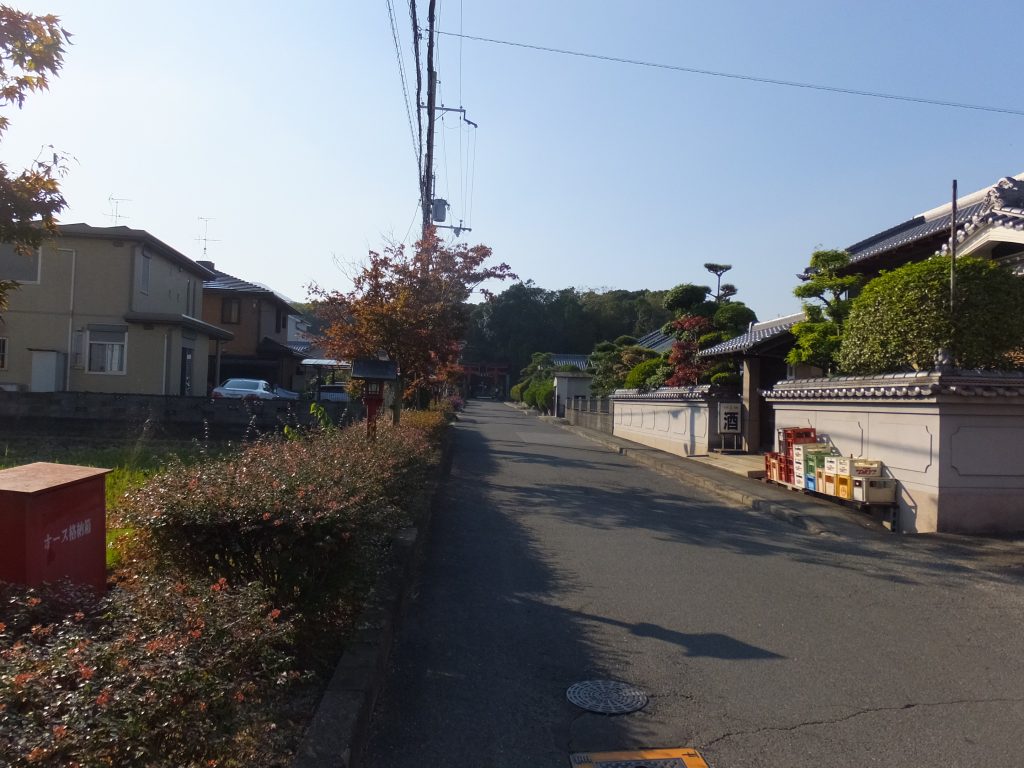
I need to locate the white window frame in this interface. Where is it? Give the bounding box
[0,336,7,370]
[86,329,127,375]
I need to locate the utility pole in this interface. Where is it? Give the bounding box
[420,0,438,238]
[949,179,958,315]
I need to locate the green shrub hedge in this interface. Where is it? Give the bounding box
[1,419,441,767]
[839,256,1024,373]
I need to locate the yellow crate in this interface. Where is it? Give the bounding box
[836,474,853,500]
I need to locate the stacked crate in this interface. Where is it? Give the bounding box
[778,428,817,486]
[796,443,834,492]
[766,429,896,506]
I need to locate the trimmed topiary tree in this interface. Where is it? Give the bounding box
[788,249,864,374]
[624,356,671,391]
[838,255,1024,374]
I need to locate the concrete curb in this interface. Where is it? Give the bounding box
[559,424,835,537]
[293,432,455,768]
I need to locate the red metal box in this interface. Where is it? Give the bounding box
[0,462,110,592]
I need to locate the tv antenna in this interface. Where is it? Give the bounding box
[107,194,131,225]
[196,217,221,258]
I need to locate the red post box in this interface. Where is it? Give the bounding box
[0,462,111,593]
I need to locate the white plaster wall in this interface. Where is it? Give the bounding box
[554,374,592,403]
[613,401,712,456]
[771,400,1024,534]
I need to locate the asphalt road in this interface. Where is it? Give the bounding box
[362,400,1024,768]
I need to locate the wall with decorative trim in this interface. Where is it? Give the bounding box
[611,387,737,457]
[765,371,1024,534]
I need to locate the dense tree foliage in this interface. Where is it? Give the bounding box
[313,230,514,415]
[839,256,1024,374]
[623,355,672,391]
[664,315,715,386]
[462,282,671,376]
[0,7,71,311]
[491,269,757,397]
[663,282,713,318]
[787,249,864,374]
[589,337,660,396]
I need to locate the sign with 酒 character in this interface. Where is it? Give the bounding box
[718,402,741,434]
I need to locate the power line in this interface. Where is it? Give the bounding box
[386,0,420,180]
[438,30,1024,117]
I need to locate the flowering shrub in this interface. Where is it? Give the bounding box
[120,424,433,605]
[0,417,446,766]
[0,576,298,767]
[403,409,450,442]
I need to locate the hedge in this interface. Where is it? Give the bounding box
[839,256,1024,374]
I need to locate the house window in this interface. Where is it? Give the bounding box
[140,251,151,295]
[276,307,285,333]
[0,337,7,370]
[0,243,41,283]
[87,329,126,374]
[221,297,241,324]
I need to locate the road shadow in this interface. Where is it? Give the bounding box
[362,403,642,766]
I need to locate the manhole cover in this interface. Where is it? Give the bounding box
[570,748,709,767]
[566,680,649,714]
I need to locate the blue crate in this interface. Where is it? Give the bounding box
[805,474,817,492]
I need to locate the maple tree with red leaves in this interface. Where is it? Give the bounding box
[664,314,714,386]
[312,228,515,414]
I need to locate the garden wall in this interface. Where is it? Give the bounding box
[567,397,612,434]
[765,371,1024,534]
[611,387,738,457]
[0,391,358,442]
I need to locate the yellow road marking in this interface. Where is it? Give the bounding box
[570,747,710,767]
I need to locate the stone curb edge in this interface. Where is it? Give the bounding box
[292,431,456,768]
[559,424,833,537]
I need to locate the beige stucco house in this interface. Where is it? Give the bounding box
[0,224,232,395]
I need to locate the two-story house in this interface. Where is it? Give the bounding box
[0,224,232,395]
[198,262,304,391]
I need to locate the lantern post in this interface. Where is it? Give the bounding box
[351,359,398,440]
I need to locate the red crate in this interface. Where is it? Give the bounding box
[780,428,817,456]
[782,456,795,485]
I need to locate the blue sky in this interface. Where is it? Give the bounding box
[5,1,1022,320]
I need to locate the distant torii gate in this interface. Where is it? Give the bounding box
[459,362,509,399]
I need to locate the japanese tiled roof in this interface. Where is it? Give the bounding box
[698,312,805,357]
[845,173,1024,266]
[762,370,1024,401]
[551,354,591,370]
[611,384,714,401]
[257,336,306,359]
[201,263,297,311]
[635,329,675,354]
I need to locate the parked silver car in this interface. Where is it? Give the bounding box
[212,378,295,400]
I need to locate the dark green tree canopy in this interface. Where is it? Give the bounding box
[787,249,864,373]
[838,256,1024,374]
[663,282,713,317]
[463,282,671,375]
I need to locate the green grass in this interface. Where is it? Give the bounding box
[1,436,236,568]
